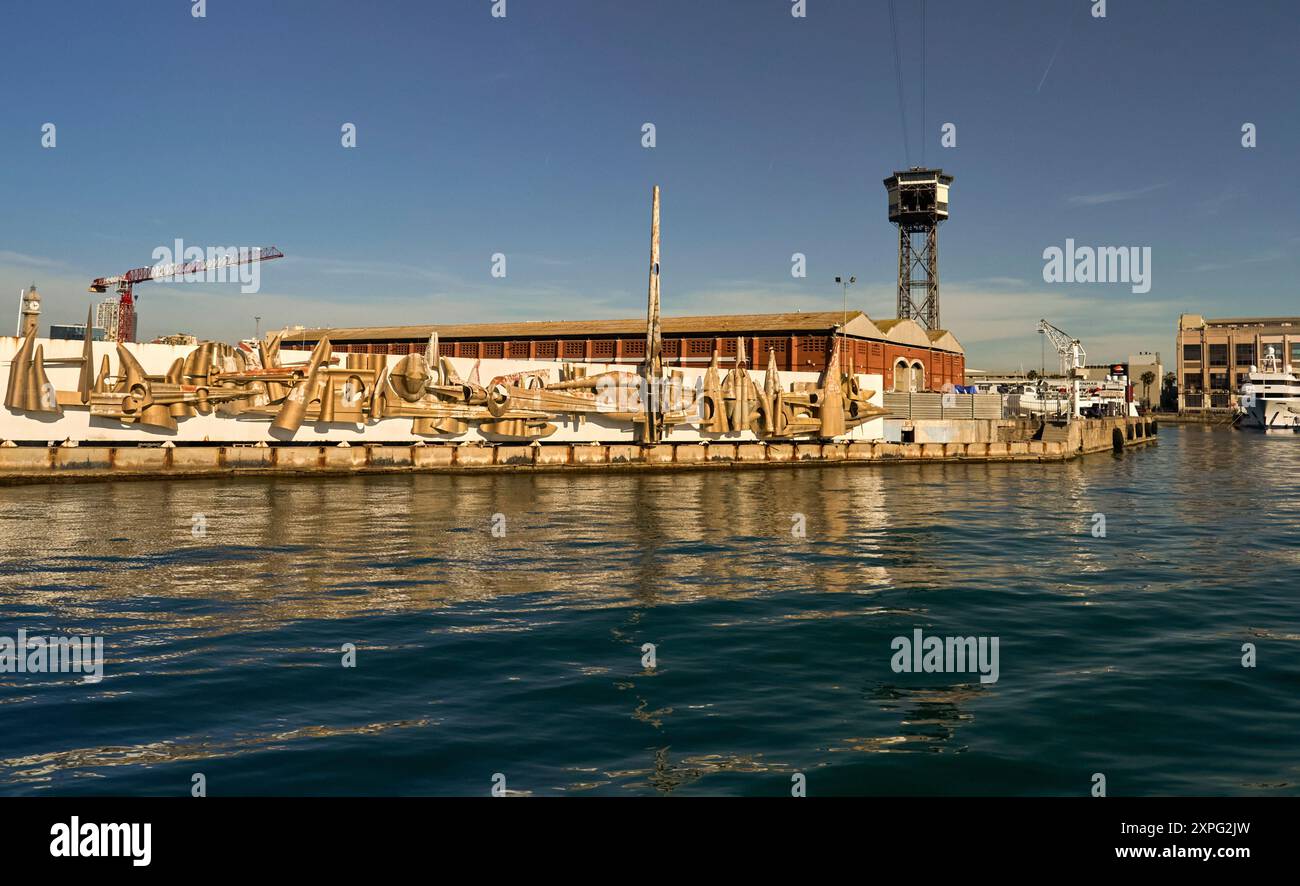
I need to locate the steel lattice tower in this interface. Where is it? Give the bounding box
[884,168,952,331]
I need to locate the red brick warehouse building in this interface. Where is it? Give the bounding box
[283,311,966,392]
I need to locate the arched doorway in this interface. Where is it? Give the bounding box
[910,361,925,393]
[892,359,910,393]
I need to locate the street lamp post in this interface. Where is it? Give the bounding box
[834,275,856,349]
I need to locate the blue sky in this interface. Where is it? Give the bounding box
[2,0,1297,370]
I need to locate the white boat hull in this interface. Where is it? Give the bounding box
[1238,399,1300,429]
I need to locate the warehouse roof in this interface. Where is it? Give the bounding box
[1179,313,1300,329]
[290,311,963,354]
[297,311,854,340]
[926,329,964,353]
[872,317,932,349]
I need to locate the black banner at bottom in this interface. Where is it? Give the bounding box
[2,796,1281,871]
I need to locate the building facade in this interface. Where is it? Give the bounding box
[285,311,967,392]
[49,324,107,341]
[95,298,121,342]
[1176,314,1300,410]
[1127,352,1163,409]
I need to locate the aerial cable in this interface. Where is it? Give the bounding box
[887,0,911,166]
[921,0,927,167]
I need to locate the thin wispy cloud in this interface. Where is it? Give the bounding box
[0,250,64,270]
[1193,188,1243,217]
[1187,251,1287,274]
[1066,183,1168,206]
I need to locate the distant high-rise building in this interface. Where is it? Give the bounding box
[94,297,134,342]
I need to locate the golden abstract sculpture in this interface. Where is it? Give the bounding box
[5,184,890,442]
[4,324,888,442]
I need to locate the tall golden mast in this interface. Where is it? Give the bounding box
[641,185,663,443]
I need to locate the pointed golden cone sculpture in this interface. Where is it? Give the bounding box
[723,366,752,432]
[273,337,331,433]
[818,337,846,438]
[94,354,111,393]
[4,330,35,411]
[29,345,61,414]
[762,349,781,435]
[729,336,752,430]
[773,390,789,436]
[440,355,464,386]
[740,368,764,433]
[700,351,729,433]
[116,344,151,400]
[318,376,336,423]
[78,306,95,404]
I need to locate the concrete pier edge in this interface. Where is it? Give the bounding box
[0,418,1156,485]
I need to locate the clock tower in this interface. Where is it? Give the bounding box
[17,283,40,337]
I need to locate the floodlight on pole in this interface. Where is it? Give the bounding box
[836,275,857,340]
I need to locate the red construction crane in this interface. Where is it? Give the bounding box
[89,246,284,342]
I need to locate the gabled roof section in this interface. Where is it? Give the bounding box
[875,317,934,350]
[925,329,964,354]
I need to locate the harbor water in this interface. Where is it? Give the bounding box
[1,425,1297,796]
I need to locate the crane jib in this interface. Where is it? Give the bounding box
[126,246,283,283]
[90,247,284,289]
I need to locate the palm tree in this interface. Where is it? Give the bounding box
[1161,372,1177,411]
[1140,371,1156,407]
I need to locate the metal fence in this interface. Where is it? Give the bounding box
[883,392,1004,420]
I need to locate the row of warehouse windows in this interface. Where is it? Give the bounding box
[314,335,898,360]
[283,336,961,388]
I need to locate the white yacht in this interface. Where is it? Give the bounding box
[1005,378,1137,420]
[1237,346,1300,430]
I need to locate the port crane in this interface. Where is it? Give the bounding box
[89,246,284,342]
[1037,319,1086,377]
[1037,319,1087,421]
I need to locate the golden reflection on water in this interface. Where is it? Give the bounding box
[0,464,995,634]
[0,718,437,786]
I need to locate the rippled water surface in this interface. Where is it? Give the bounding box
[1,426,1297,796]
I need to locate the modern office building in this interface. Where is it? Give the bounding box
[1176,314,1299,410]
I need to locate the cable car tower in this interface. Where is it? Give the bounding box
[884,168,952,331]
